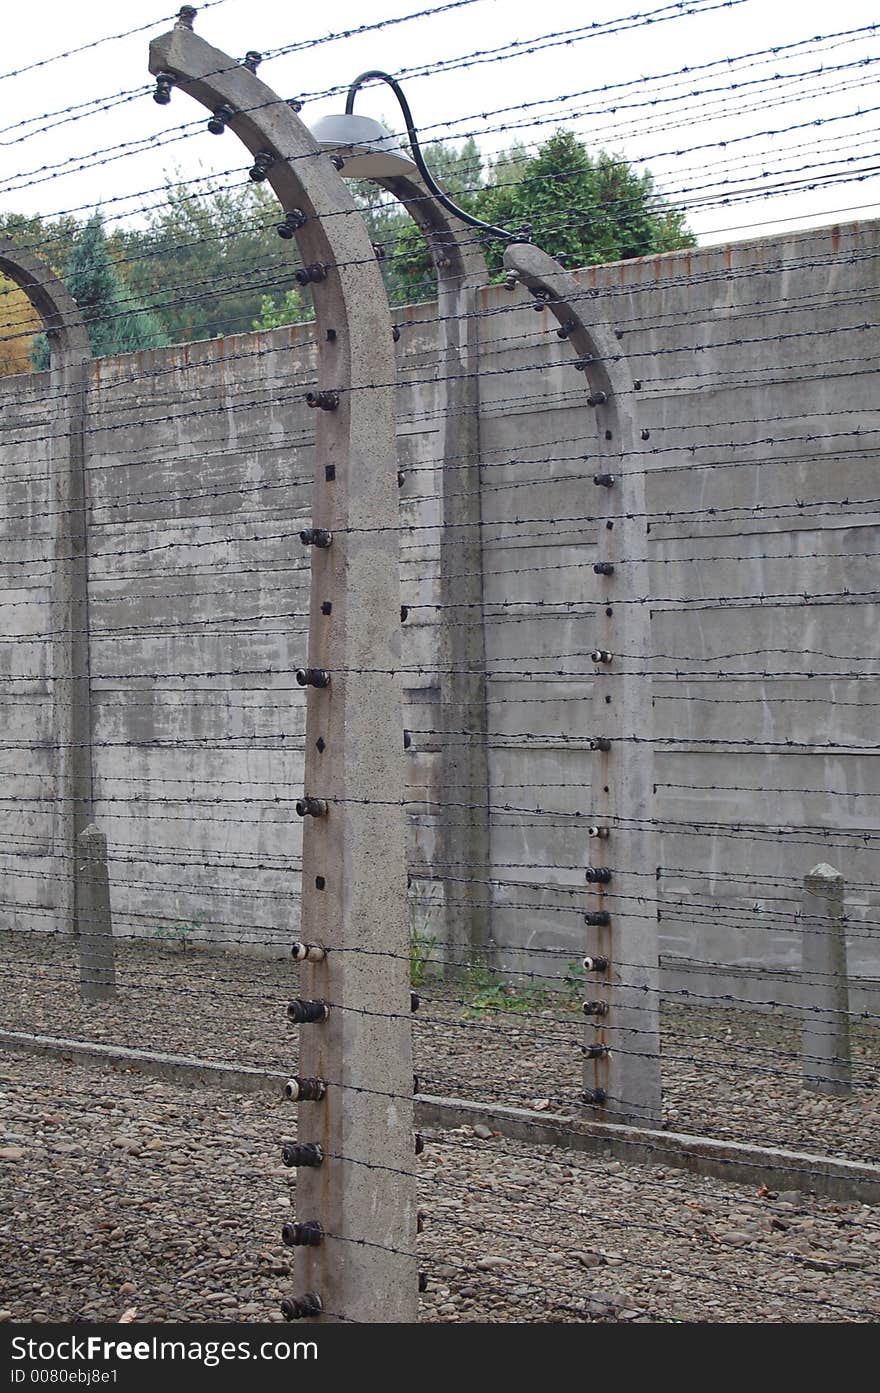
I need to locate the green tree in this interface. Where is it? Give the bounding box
[252,287,311,330]
[479,131,695,275]
[117,177,297,346]
[32,213,167,368]
[387,129,695,292]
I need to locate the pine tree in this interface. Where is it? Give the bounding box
[479,132,695,275]
[387,130,695,291]
[32,213,167,368]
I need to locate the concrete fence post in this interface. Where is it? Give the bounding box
[149,13,416,1322]
[76,824,115,1002]
[802,862,851,1096]
[503,243,662,1127]
[377,173,492,969]
[0,241,102,999]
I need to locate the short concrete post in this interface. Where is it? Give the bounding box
[802,862,851,1096]
[150,18,416,1323]
[76,824,115,1002]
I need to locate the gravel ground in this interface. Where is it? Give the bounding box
[2,932,878,1162]
[2,1051,880,1325]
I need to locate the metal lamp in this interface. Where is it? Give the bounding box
[307,111,418,179]
[308,69,527,244]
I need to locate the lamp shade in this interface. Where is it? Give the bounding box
[307,112,418,179]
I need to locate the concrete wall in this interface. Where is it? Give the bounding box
[2,218,878,995]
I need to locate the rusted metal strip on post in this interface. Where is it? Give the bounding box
[0,242,101,989]
[503,244,662,1127]
[148,17,416,1322]
[379,174,493,968]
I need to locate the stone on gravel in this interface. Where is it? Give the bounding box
[573,1250,607,1268]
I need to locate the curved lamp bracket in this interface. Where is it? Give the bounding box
[0,239,90,366]
[148,21,415,1322]
[149,24,398,386]
[503,241,662,1126]
[375,170,488,293]
[503,241,638,449]
[0,239,95,965]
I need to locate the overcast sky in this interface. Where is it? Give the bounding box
[1,0,878,246]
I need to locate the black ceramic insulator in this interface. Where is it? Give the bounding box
[249,149,275,181]
[585,1043,611,1059]
[591,649,613,663]
[411,991,420,1012]
[281,1292,322,1320]
[295,796,328,818]
[584,914,611,930]
[593,473,615,487]
[243,50,262,71]
[305,391,339,411]
[295,668,330,688]
[177,5,196,25]
[290,941,326,962]
[593,562,615,576]
[299,527,332,548]
[587,391,608,407]
[281,1142,324,1168]
[295,263,328,286]
[287,998,329,1024]
[153,72,175,105]
[418,1273,428,1292]
[583,1087,608,1106]
[585,866,612,884]
[582,1000,609,1017]
[285,1075,326,1101]
[397,470,406,487]
[330,154,345,170]
[403,730,412,750]
[583,953,610,970]
[556,319,576,339]
[392,324,401,342]
[415,1133,425,1155]
[277,209,307,239]
[588,826,610,841]
[282,1220,323,1248]
[590,737,612,753]
[207,104,235,134]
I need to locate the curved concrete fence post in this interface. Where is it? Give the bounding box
[503,243,662,1127]
[148,16,416,1321]
[0,241,113,1002]
[378,174,493,968]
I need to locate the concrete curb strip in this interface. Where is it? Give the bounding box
[2,1028,878,1204]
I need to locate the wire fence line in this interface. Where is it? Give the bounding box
[1,1,879,1327]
